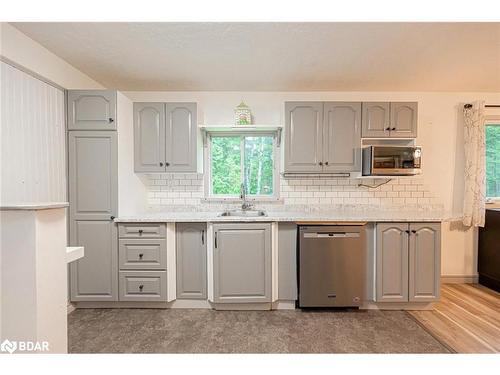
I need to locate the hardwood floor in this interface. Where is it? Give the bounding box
[409,284,500,353]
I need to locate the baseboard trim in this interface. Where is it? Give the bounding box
[67,302,76,314]
[441,275,478,284]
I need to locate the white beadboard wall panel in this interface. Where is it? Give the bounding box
[1,61,66,204]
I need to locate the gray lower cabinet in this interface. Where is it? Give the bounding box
[376,222,441,303]
[67,90,117,131]
[176,223,207,300]
[69,130,118,302]
[133,102,197,173]
[213,223,272,303]
[409,223,441,302]
[376,223,409,302]
[117,223,168,302]
[134,102,166,172]
[70,220,118,301]
[119,271,167,302]
[362,102,417,138]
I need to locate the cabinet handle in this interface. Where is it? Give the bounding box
[214,231,218,248]
[411,230,417,234]
[110,215,115,220]
[159,162,164,167]
[319,161,323,166]
[325,161,329,166]
[139,285,144,291]
[138,229,143,235]
[405,230,410,234]
[201,230,205,245]
[109,118,114,123]
[385,127,391,131]
[165,162,170,167]
[139,253,144,259]
[391,127,396,131]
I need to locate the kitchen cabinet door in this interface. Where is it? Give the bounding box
[284,102,324,173]
[376,223,409,302]
[361,102,390,138]
[409,223,441,302]
[176,223,207,300]
[68,131,117,221]
[165,103,197,172]
[323,102,361,172]
[213,223,271,303]
[70,220,118,301]
[390,102,418,138]
[67,90,117,130]
[134,103,166,172]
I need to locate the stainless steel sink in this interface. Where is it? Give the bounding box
[219,209,267,217]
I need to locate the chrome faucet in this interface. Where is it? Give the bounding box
[240,182,253,211]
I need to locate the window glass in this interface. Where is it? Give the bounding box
[486,124,500,198]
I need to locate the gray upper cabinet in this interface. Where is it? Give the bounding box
[284,102,323,173]
[68,131,117,221]
[68,90,117,131]
[323,102,361,172]
[376,223,409,302]
[361,102,390,138]
[176,223,207,300]
[165,103,197,172]
[70,220,118,301]
[409,223,441,302]
[362,102,417,138]
[213,223,272,303]
[134,103,166,172]
[390,102,418,138]
[133,102,197,173]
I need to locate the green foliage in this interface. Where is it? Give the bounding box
[486,125,500,198]
[211,135,274,196]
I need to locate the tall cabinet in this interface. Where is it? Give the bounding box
[68,90,118,302]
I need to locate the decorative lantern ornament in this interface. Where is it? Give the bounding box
[234,101,252,125]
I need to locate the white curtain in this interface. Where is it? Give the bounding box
[462,101,486,227]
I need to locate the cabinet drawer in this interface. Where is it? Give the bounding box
[119,271,167,301]
[118,223,166,238]
[119,239,166,270]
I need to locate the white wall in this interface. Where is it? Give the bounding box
[0,23,103,89]
[123,91,500,279]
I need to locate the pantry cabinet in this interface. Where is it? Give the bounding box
[213,223,272,303]
[133,102,197,173]
[362,102,417,138]
[284,101,361,174]
[375,222,440,303]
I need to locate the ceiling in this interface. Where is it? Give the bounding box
[11,22,500,91]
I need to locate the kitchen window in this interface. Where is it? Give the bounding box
[205,132,279,200]
[486,123,500,199]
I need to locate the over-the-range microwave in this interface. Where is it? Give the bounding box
[362,146,422,176]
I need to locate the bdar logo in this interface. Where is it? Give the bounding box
[1,339,17,354]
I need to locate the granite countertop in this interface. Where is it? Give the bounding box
[115,209,457,223]
[0,202,69,210]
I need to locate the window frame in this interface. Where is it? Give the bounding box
[485,118,500,202]
[203,130,281,202]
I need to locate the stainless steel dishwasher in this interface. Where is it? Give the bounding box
[298,225,366,308]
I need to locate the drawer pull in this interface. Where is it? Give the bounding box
[138,229,143,235]
[139,285,144,291]
[139,253,144,259]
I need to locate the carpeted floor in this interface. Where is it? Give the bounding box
[68,308,450,353]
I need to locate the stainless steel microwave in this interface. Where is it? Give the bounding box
[362,146,422,176]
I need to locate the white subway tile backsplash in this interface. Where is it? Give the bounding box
[144,174,442,210]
